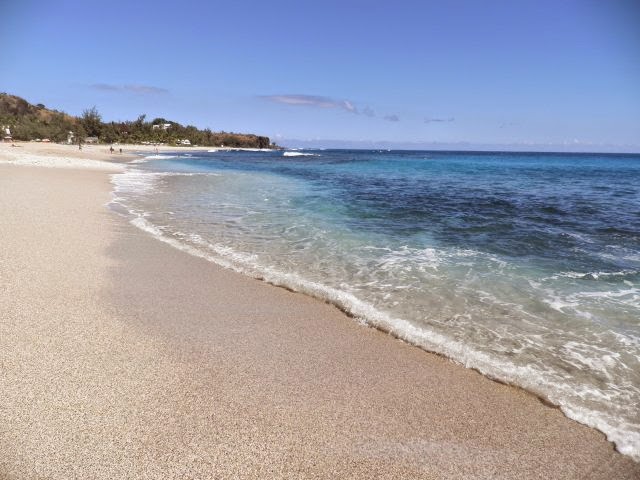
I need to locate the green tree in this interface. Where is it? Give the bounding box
[101,122,119,144]
[80,106,102,137]
[257,136,269,149]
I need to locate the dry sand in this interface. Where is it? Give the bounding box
[1,154,639,478]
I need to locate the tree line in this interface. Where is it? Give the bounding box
[0,93,276,149]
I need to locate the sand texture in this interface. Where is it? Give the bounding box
[1,163,639,479]
[0,142,126,170]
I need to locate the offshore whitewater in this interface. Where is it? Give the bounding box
[111,149,640,461]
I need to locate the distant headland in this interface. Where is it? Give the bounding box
[0,93,278,149]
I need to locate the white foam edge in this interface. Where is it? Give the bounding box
[110,169,222,197]
[208,148,273,152]
[283,151,319,157]
[142,154,180,160]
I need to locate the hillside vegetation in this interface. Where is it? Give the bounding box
[0,93,275,148]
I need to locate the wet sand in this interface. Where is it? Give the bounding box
[1,161,639,479]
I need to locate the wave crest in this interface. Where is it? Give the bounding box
[283,151,319,157]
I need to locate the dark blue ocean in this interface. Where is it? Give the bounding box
[111,149,640,460]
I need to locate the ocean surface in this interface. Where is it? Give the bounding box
[111,149,640,460]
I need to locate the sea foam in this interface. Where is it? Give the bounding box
[283,151,319,157]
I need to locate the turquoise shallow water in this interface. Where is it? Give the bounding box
[112,149,640,460]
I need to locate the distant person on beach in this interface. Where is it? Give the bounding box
[119,148,122,154]
[110,146,114,154]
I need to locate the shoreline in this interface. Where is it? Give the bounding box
[0,142,281,170]
[1,146,639,478]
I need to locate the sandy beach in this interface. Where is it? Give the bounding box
[0,141,214,166]
[1,143,639,479]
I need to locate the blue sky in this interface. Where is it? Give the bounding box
[1,0,639,151]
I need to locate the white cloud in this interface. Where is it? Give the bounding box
[261,94,359,114]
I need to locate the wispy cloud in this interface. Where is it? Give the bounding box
[362,106,376,117]
[424,117,455,123]
[90,83,169,95]
[499,121,518,129]
[262,95,407,124]
[261,94,359,114]
[91,83,120,91]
